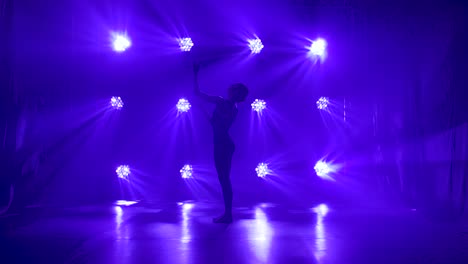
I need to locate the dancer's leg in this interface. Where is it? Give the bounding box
[213,144,234,223]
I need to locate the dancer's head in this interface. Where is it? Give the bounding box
[228,83,248,103]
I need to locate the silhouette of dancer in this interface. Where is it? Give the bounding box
[193,63,248,223]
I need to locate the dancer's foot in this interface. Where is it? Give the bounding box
[213,214,233,223]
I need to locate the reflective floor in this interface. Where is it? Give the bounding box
[1,201,467,264]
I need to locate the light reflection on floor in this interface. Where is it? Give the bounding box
[2,201,466,264]
[113,205,131,264]
[181,202,194,243]
[245,206,273,263]
[312,204,329,262]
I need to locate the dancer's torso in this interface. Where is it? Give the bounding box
[211,98,237,144]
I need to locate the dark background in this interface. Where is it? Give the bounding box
[1,0,467,218]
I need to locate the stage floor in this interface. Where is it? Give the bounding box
[1,201,467,264]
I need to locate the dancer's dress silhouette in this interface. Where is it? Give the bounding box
[193,64,248,223]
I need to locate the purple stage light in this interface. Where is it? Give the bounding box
[314,161,331,177]
[255,163,270,178]
[110,96,124,109]
[178,38,194,52]
[177,98,191,113]
[180,164,193,179]
[111,33,131,52]
[251,99,266,113]
[308,38,327,58]
[316,97,329,110]
[248,38,264,54]
[116,165,131,180]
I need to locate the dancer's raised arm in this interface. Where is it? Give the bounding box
[193,63,222,103]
